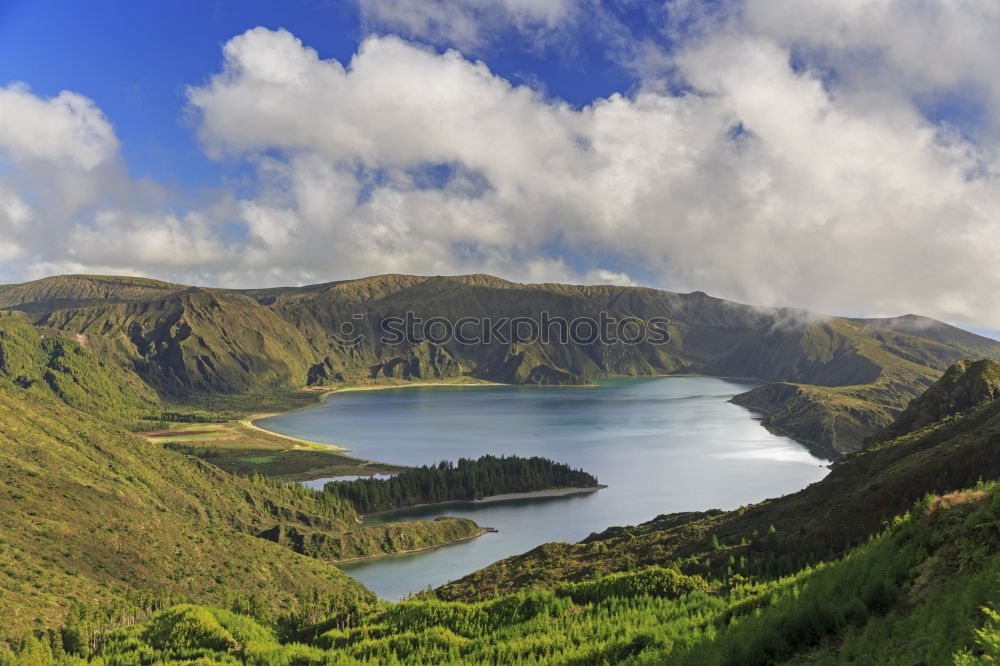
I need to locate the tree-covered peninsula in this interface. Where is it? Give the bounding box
[323,455,602,514]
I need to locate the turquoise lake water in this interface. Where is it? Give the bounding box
[256,377,830,600]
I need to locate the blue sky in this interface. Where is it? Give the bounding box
[1,0,1000,329]
[0,0,635,194]
[0,1,363,193]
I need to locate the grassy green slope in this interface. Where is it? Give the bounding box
[0,325,492,640]
[730,381,903,456]
[0,378,487,639]
[0,313,158,423]
[725,317,992,454]
[0,380,373,638]
[192,283,1000,397]
[35,482,1000,665]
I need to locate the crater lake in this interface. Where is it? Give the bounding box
[256,377,830,599]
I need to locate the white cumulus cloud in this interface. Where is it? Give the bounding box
[182,26,1000,325]
[0,82,118,169]
[4,12,1000,329]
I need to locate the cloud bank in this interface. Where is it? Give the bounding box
[3,2,1000,328]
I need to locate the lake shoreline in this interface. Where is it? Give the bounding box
[360,485,609,523]
[239,416,351,452]
[335,486,609,564]
[332,528,493,565]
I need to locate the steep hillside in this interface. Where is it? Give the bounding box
[856,313,1000,358]
[871,357,1000,443]
[31,289,322,396]
[723,316,991,453]
[0,380,371,637]
[0,377,481,639]
[0,313,159,423]
[437,358,1000,601]
[28,482,1000,664]
[5,273,1000,451]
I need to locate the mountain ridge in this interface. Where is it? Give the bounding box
[3,273,1000,454]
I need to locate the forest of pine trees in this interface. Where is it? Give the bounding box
[322,455,601,514]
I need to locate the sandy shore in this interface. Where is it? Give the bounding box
[467,485,607,504]
[238,417,351,452]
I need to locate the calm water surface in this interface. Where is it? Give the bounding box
[257,377,829,600]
